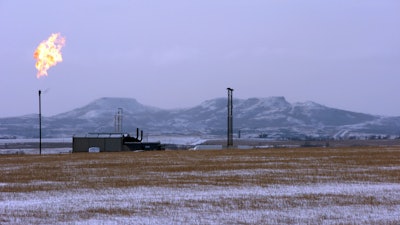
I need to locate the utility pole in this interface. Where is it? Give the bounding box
[227,88,233,148]
[38,90,42,155]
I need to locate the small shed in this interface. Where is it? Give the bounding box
[73,133,124,153]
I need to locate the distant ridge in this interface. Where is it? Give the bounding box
[1,96,400,139]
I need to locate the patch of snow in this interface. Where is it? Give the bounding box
[81,110,102,119]
[1,183,399,224]
[0,138,72,144]
[147,135,206,145]
[293,101,325,110]
[0,148,71,155]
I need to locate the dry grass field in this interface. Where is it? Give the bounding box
[1,147,400,224]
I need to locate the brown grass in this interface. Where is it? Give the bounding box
[1,146,400,224]
[1,146,399,192]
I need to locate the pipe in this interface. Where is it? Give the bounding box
[38,90,42,155]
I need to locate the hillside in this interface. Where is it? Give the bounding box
[1,97,399,139]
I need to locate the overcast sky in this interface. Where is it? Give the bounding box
[0,0,399,117]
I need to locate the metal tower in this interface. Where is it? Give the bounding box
[115,108,123,133]
[227,88,233,148]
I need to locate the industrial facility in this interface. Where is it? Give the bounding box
[72,128,163,152]
[73,88,235,153]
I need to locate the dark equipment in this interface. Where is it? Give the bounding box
[123,128,162,151]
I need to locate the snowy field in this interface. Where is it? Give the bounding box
[2,183,400,224]
[1,147,399,224]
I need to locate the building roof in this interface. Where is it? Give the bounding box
[74,133,127,138]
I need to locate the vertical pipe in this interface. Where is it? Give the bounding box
[227,89,229,148]
[227,88,233,148]
[230,88,233,147]
[119,108,123,132]
[230,90,233,144]
[114,114,117,132]
[38,90,42,155]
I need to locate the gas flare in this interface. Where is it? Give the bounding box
[33,33,66,78]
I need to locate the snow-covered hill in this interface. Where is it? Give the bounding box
[0,97,399,139]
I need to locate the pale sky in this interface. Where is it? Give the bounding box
[0,0,399,117]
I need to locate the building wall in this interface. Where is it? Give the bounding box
[73,137,123,152]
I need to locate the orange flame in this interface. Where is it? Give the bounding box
[34,33,66,78]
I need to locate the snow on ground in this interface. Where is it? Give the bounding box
[1,183,399,224]
[0,148,71,155]
[0,135,205,147]
[0,138,72,144]
[147,135,206,145]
